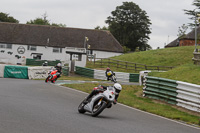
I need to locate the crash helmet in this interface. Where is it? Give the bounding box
[106,67,110,71]
[57,63,61,67]
[113,83,122,91]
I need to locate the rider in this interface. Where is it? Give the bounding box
[105,67,115,81]
[54,63,62,81]
[84,83,122,105]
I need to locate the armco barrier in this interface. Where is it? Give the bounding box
[62,66,69,76]
[176,81,200,112]
[143,76,178,105]
[143,76,200,112]
[76,66,139,82]
[75,66,94,78]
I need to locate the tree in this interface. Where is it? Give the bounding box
[0,12,19,23]
[184,0,200,28]
[94,26,109,30]
[177,24,188,39]
[105,2,151,51]
[27,13,66,27]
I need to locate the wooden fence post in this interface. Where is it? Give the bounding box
[135,64,137,72]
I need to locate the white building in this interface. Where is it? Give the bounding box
[0,22,123,67]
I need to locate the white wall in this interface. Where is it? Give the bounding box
[93,50,122,59]
[0,43,122,67]
[0,44,86,67]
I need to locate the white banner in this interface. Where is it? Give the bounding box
[28,66,52,79]
[0,64,6,77]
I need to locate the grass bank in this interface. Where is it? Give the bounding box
[62,83,200,126]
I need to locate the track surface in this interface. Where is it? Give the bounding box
[0,78,199,133]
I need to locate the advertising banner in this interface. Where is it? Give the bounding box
[28,66,51,79]
[4,65,28,79]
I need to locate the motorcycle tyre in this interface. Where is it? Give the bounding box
[45,76,50,83]
[78,100,86,114]
[91,101,107,117]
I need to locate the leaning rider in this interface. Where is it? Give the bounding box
[54,63,62,81]
[83,83,122,105]
[105,67,115,81]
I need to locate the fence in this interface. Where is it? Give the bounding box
[92,58,174,72]
[143,76,200,112]
[75,66,139,82]
[26,58,61,66]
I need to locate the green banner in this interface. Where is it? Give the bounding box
[4,65,28,79]
[129,73,139,82]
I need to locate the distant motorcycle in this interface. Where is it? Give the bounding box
[78,85,117,117]
[45,68,58,83]
[110,74,117,83]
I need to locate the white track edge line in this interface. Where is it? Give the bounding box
[54,84,200,130]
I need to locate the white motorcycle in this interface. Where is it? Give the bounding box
[78,86,116,117]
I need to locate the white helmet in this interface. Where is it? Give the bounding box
[114,83,122,91]
[57,63,61,67]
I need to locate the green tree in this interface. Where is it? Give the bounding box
[184,0,200,28]
[94,26,109,30]
[27,13,66,27]
[177,24,188,39]
[105,2,151,51]
[0,12,19,23]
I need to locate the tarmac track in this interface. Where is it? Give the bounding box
[0,78,199,133]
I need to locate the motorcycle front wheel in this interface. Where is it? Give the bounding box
[45,76,50,82]
[78,100,86,114]
[91,99,107,117]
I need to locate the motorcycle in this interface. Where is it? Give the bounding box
[78,85,116,117]
[110,74,117,83]
[45,68,58,83]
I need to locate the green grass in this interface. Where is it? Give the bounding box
[149,63,200,85]
[58,75,100,81]
[62,46,200,125]
[62,83,200,126]
[111,46,195,66]
[87,46,200,84]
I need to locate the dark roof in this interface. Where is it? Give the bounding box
[182,26,200,40]
[0,22,123,53]
[165,38,179,48]
[165,27,200,48]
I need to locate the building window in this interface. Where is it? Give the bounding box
[6,44,12,49]
[73,54,82,61]
[0,43,12,49]
[0,44,5,48]
[33,55,41,59]
[87,50,93,55]
[27,46,37,51]
[53,47,62,53]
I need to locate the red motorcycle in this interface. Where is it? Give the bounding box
[45,68,58,83]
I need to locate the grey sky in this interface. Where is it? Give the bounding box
[0,0,194,49]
